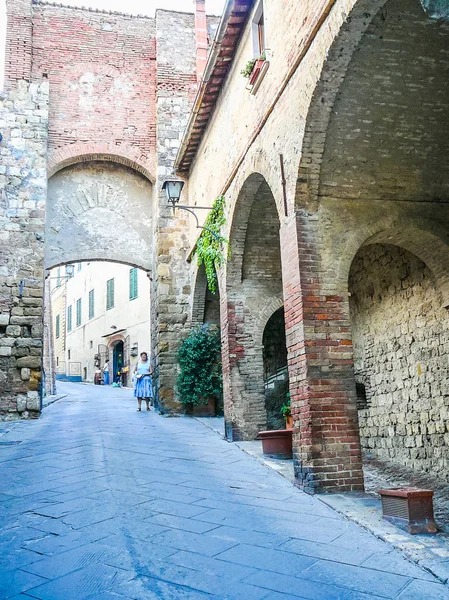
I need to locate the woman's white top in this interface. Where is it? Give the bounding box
[136,361,151,375]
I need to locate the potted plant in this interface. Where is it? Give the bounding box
[281,395,293,430]
[241,52,266,86]
[176,325,222,417]
[257,428,293,460]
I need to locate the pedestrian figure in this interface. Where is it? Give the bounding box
[133,352,153,411]
[103,360,110,386]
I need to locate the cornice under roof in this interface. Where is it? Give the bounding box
[175,0,254,174]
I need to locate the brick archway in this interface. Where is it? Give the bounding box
[221,173,283,441]
[48,142,156,184]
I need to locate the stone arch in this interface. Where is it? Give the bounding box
[48,142,156,183]
[335,222,449,308]
[45,160,155,272]
[296,0,449,209]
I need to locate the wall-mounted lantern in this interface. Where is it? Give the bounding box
[162,179,185,209]
[162,179,221,241]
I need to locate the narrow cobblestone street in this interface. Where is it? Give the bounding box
[1,383,448,600]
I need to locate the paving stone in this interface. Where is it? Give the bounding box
[215,543,317,576]
[145,513,220,534]
[24,564,131,600]
[243,570,351,599]
[167,549,257,581]
[299,560,411,597]
[0,570,47,599]
[394,579,449,599]
[149,528,237,557]
[22,542,121,580]
[278,537,375,567]
[360,551,437,581]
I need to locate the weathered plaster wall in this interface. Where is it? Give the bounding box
[0,81,48,419]
[350,244,449,479]
[46,162,154,270]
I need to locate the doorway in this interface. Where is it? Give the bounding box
[113,341,124,385]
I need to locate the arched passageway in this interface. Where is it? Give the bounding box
[349,243,449,479]
[223,174,284,440]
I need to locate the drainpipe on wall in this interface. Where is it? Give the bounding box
[195,0,208,82]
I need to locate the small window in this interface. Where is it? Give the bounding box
[106,278,115,310]
[56,356,59,366]
[252,1,265,57]
[356,382,368,410]
[77,263,82,272]
[129,268,138,301]
[90,340,93,349]
[55,314,60,339]
[68,349,71,360]
[67,305,72,332]
[56,268,61,288]
[89,289,95,319]
[76,298,82,327]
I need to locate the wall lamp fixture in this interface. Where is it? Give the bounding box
[162,179,221,241]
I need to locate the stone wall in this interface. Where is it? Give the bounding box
[349,244,449,479]
[0,81,49,419]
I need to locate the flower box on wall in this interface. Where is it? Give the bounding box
[249,58,265,86]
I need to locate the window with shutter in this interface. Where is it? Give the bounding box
[106,279,115,310]
[76,298,82,326]
[67,305,72,332]
[89,289,95,319]
[129,268,138,300]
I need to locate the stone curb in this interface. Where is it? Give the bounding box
[42,393,67,408]
[194,416,449,587]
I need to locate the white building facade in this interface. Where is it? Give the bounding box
[50,262,151,387]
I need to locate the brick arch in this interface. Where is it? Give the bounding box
[254,296,284,346]
[46,258,152,275]
[296,0,449,208]
[226,172,281,288]
[48,142,156,183]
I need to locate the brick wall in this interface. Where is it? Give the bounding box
[27,3,157,176]
[350,244,449,479]
[0,81,49,419]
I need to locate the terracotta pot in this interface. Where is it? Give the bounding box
[285,415,293,430]
[257,429,293,459]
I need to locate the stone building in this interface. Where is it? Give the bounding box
[48,262,150,386]
[1,0,448,493]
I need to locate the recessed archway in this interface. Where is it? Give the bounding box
[349,242,449,480]
[46,161,155,272]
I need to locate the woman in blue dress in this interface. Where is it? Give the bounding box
[133,352,153,411]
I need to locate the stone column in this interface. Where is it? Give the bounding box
[281,212,364,493]
[0,81,49,419]
[220,289,267,441]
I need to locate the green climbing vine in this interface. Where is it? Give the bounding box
[194,195,227,293]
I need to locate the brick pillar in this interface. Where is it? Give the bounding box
[220,289,267,441]
[4,0,33,89]
[195,0,208,82]
[281,212,364,494]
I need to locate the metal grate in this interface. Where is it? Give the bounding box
[381,496,409,519]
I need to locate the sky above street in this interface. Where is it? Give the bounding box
[0,0,226,88]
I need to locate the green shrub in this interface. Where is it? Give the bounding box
[177,326,223,406]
